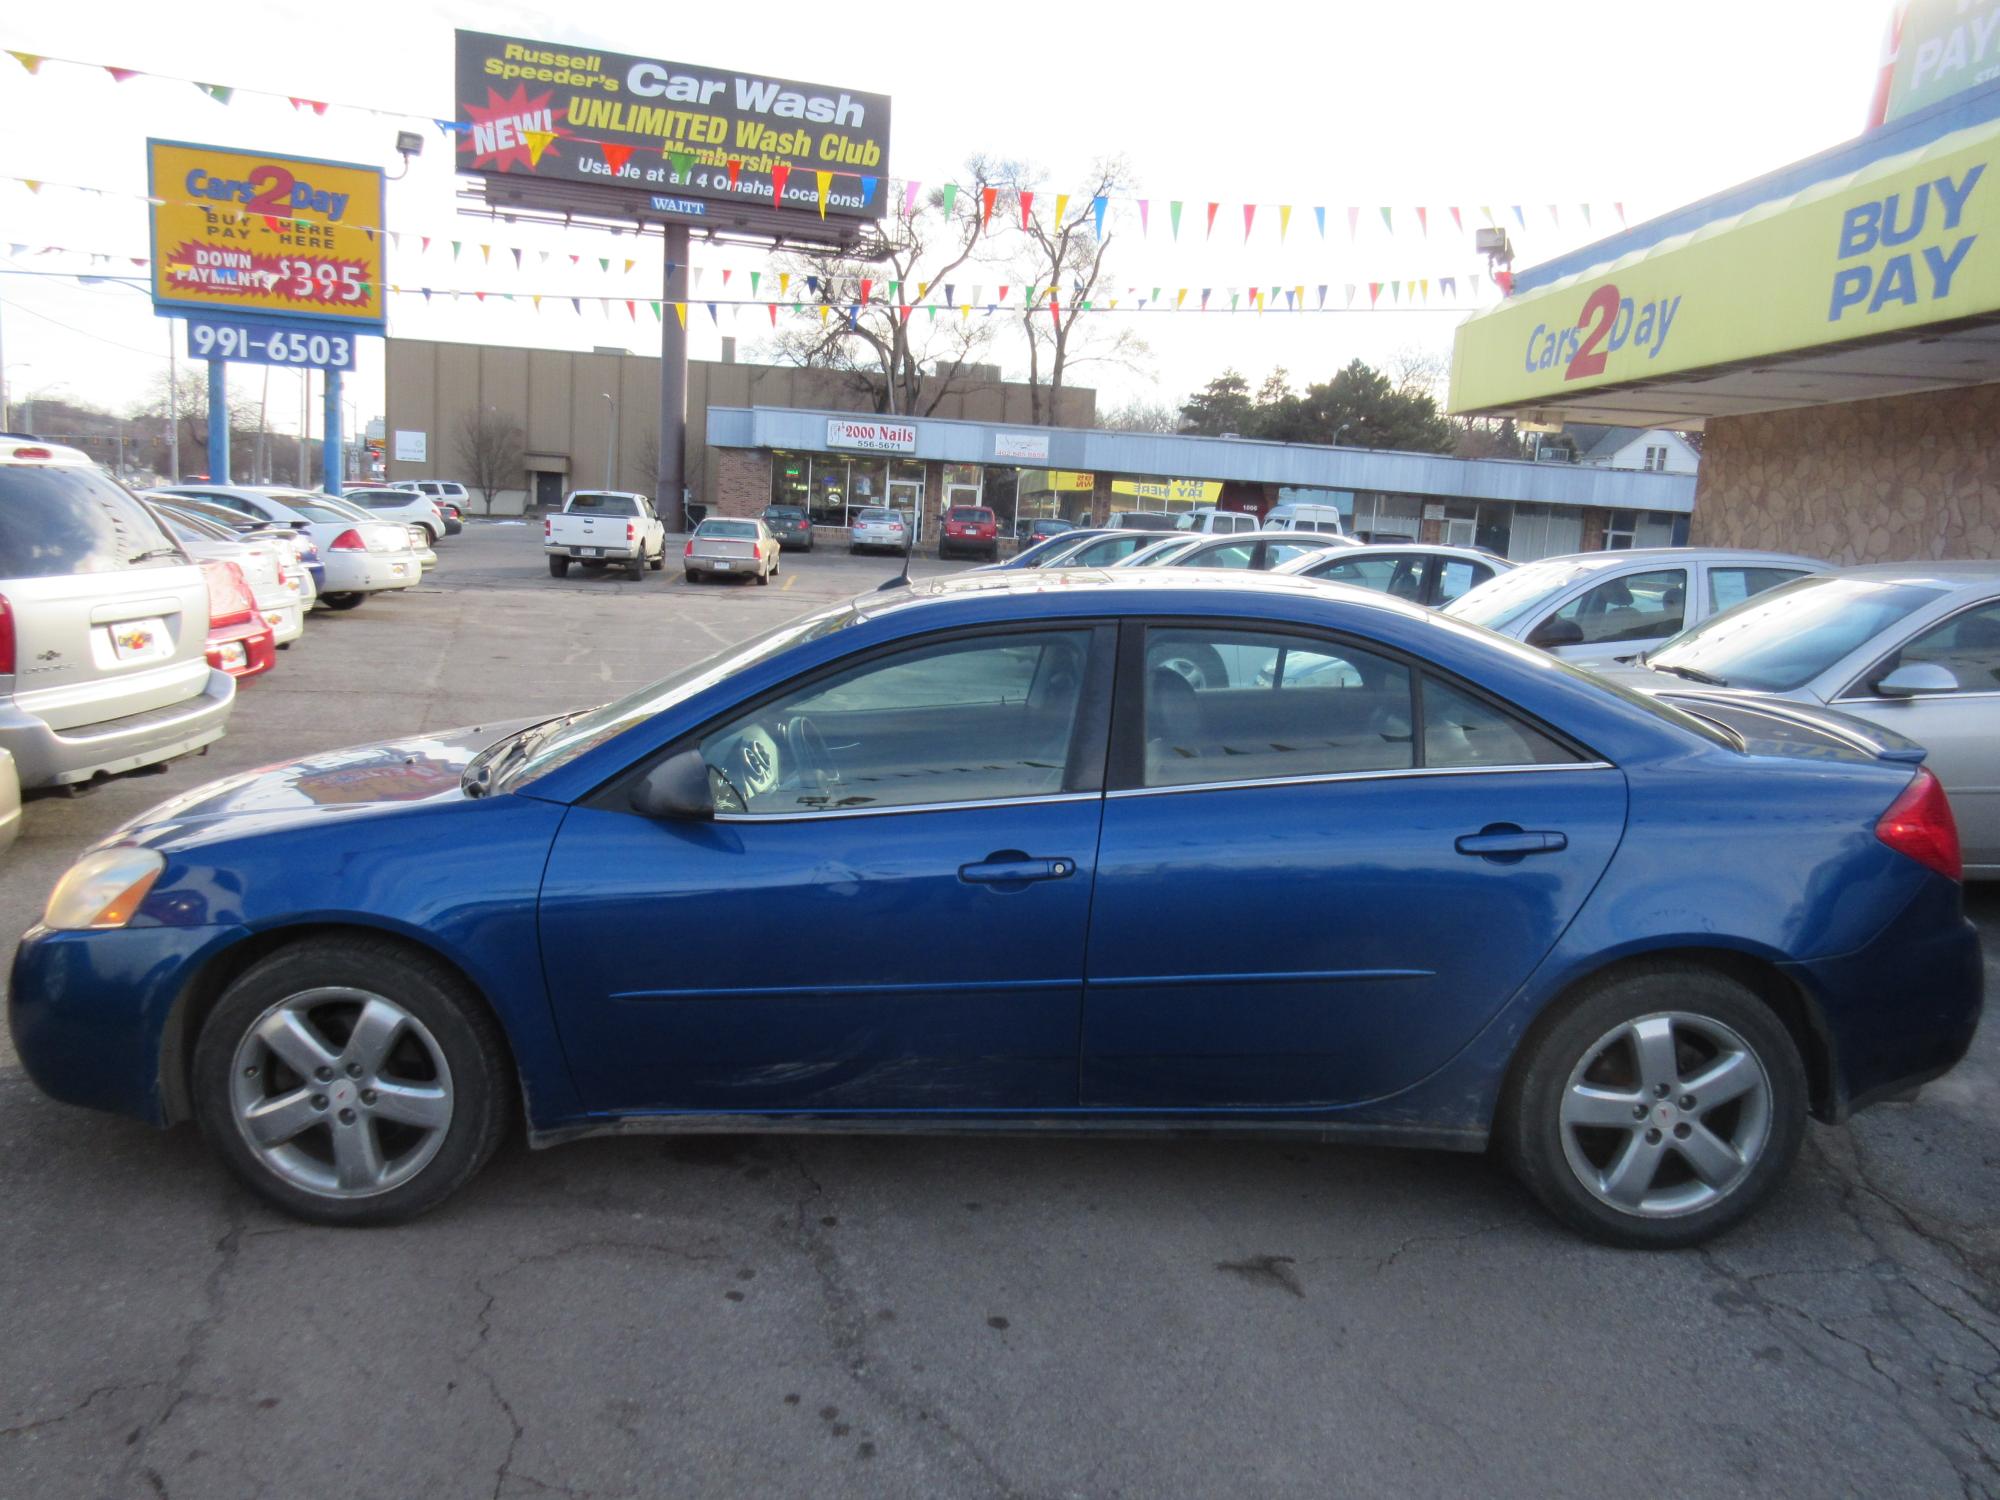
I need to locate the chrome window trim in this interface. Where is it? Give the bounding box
[1836,688,2000,705]
[1108,761,1615,800]
[715,789,1102,823]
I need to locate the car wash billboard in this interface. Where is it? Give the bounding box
[452,29,891,223]
[1871,0,2000,127]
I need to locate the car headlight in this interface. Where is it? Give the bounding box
[43,846,167,930]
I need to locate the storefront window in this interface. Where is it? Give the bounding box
[809,457,849,526]
[1476,502,1513,557]
[891,459,926,486]
[771,452,810,509]
[848,458,887,516]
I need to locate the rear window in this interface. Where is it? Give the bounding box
[697,520,758,539]
[856,508,897,522]
[0,465,186,578]
[568,493,640,515]
[764,506,806,519]
[948,507,994,522]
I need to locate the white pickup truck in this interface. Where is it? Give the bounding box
[545,491,666,579]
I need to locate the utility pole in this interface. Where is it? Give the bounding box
[257,364,271,483]
[166,316,180,482]
[603,391,618,489]
[298,369,310,487]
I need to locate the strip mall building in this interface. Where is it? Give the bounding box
[1450,80,2000,563]
[386,338,1691,555]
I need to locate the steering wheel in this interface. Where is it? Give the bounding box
[787,714,839,790]
[727,723,782,799]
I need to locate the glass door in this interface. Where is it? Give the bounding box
[888,478,924,543]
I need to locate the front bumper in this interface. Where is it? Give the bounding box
[0,669,235,788]
[9,922,247,1127]
[1783,875,1985,1120]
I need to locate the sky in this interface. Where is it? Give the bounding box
[0,0,1892,444]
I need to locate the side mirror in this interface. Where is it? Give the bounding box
[630,749,716,820]
[1528,616,1586,648]
[1873,662,1959,698]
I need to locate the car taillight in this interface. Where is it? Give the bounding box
[684,539,694,557]
[543,517,552,540]
[330,529,365,551]
[1876,768,1961,881]
[751,543,762,561]
[201,560,254,624]
[627,522,637,544]
[0,594,13,675]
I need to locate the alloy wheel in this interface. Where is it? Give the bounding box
[228,988,454,1198]
[1557,1011,1772,1218]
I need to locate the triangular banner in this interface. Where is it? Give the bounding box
[1018,190,1034,229]
[602,143,635,175]
[816,170,832,218]
[1092,196,1107,239]
[1053,192,1069,226]
[1170,201,1183,239]
[523,130,556,167]
[1139,199,1150,235]
[980,185,997,229]
[940,183,958,218]
[1279,205,1292,241]
[1242,204,1256,242]
[771,163,791,200]
[1205,202,1219,238]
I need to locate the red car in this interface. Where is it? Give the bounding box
[940,505,1000,560]
[200,559,276,681]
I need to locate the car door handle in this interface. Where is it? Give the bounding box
[1455,829,1568,857]
[959,855,1077,885]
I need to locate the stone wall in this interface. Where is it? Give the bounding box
[1691,384,2000,562]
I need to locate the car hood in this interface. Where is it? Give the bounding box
[105,719,537,850]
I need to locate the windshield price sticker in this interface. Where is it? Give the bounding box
[185,313,356,370]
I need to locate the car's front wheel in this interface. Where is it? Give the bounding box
[1500,964,1806,1248]
[192,938,513,1225]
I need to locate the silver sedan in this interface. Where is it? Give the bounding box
[1595,561,2000,876]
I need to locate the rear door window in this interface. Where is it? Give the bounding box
[1435,558,1490,606]
[1535,568,1687,646]
[0,466,186,577]
[1707,565,1809,614]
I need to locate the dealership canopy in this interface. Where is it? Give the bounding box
[1449,82,2000,428]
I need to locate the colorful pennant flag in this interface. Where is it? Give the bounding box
[815,170,832,217]
[602,143,634,175]
[1242,204,1256,241]
[1018,190,1034,229]
[523,130,556,167]
[1092,196,1107,239]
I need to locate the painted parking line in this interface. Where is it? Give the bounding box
[782,572,796,589]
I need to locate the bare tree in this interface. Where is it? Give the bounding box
[758,171,1001,416]
[455,408,524,513]
[129,370,260,479]
[1389,344,1452,401]
[994,155,1151,425]
[1100,398,1180,433]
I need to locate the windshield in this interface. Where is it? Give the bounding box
[0,466,186,577]
[569,493,640,515]
[1644,575,1946,692]
[1014,531,1096,566]
[487,605,860,791]
[1443,557,1596,630]
[277,495,371,525]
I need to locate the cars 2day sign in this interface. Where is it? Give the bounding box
[146,141,385,329]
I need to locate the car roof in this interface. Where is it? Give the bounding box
[1299,542,1507,561]
[859,563,1437,626]
[1826,559,2000,590]
[1536,546,1823,571]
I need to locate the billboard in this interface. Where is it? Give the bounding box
[1448,123,2000,414]
[1871,1,2000,127]
[453,30,890,223]
[146,140,385,329]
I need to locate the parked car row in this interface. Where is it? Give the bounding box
[0,439,446,847]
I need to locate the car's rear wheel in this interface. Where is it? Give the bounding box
[320,592,364,611]
[192,938,513,1225]
[547,556,570,578]
[1500,965,1806,1248]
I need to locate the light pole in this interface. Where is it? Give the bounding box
[603,391,618,489]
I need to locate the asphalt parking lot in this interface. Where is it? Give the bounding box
[2,520,1996,1500]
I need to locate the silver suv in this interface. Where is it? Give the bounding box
[0,439,234,788]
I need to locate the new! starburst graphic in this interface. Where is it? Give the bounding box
[459,84,570,174]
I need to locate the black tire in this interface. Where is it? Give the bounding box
[547,556,570,578]
[848,544,859,555]
[191,937,513,1226]
[685,570,703,583]
[649,549,664,571]
[1499,964,1807,1249]
[627,556,646,579]
[320,592,365,611]
[757,568,771,586]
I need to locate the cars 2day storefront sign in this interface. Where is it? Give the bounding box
[1448,122,2000,414]
[826,419,917,453]
[453,30,890,222]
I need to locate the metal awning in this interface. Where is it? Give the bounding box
[1450,95,2000,427]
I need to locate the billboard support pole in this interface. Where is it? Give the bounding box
[659,221,689,531]
[207,359,229,483]
[323,369,343,497]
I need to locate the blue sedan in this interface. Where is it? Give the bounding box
[8,573,1982,1245]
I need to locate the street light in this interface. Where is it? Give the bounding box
[600,394,616,488]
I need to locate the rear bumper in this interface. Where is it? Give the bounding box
[1783,876,1985,1120]
[256,596,305,645]
[0,669,234,787]
[547,544,641,561]
[322,552,418,595]
[206,619,276,681]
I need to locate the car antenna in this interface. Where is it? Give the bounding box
[876,506,916,592]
